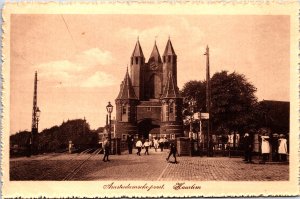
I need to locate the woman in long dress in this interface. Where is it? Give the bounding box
[153,138,159,152]
[260,133,270,162]
[278,134,288,162]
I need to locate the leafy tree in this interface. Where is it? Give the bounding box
[180,80,206,112]
[181,71,258,134]
[210,71,257,133]
[11,119,99,154]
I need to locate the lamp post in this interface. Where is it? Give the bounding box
[106,102,113,144]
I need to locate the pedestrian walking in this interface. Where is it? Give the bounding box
[159,138,164,152]
[102,137,110,162]
[143,139,150,155]
[166,142,178,163]
[243,133,253,163]
[136,138,143,156]
[127,135,134,154]
[153,138,159,152]
[278,134,287,162]
[260,132,270,163]
[164,137,169,149]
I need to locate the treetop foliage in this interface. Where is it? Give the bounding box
[181,70,259,134]
[10,119,99,153]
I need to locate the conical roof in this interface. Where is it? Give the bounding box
[131,39,144,57]
[116,68,138,100]
[162,72,180,98]
[148,41,162,63]
[163,38,176,56]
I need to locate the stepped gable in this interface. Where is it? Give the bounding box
[161,72,180,98]
[116,68,138,100]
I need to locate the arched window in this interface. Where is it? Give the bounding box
[169,106,174,113]
[149,75,162,99]
[169,101,175,121]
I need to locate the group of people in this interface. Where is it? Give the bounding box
[102,136,178,163]
[243,132,288,164]
[127,136,170,154]
[135,138,150,155]
[135,137,178,163]
[152,137,169,152]
[134,137,171,155]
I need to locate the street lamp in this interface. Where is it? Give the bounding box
[106,102,113,142]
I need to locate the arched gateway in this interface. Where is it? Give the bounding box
[137,118,160,139]
[115,39,184,140]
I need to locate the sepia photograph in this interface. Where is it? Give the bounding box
[2,3,299,198]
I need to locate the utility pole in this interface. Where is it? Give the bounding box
[31,71,40,155]
[204,45,211,157]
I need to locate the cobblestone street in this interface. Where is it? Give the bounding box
[10,148,289,181]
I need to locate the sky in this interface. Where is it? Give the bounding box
[10,14,290,134]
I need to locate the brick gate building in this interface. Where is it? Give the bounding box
[115,39,183,140]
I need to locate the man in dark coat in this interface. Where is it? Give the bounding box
[102,137,110,162]
[127,135,134,154]
[166,142,178,164]
[243,133,253,163]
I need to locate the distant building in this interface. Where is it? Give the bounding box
[115,39,183,140]
[258,100,290,133]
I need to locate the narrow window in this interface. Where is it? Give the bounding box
[168,55,171,63]
[169,106,174,113]
[147,107,151,111]
[122,106,127,114]
[135,57,138,64]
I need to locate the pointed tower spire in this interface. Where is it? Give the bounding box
[162,38,177,92]
[116,68,138,100]
[149,40,162,63]
[131,39,144,58]
[163,38,176,56]
[162,72,180,98]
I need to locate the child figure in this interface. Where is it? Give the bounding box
[143,139,150,155]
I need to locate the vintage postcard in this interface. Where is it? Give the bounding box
[2,2,299,198]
